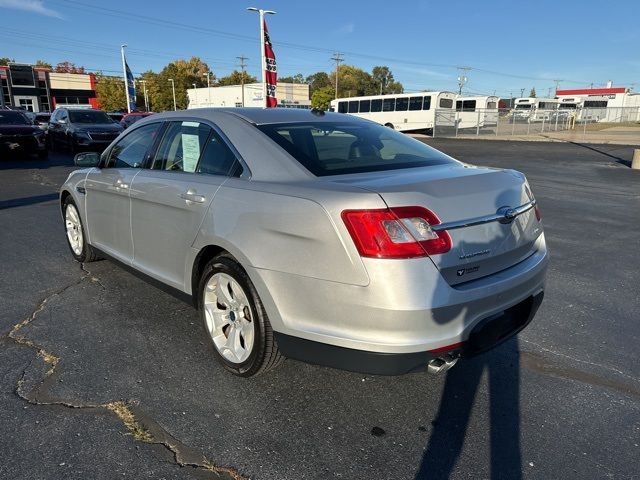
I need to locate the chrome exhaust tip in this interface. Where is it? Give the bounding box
[427,354,459,374]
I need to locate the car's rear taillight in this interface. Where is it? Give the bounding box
[341,207,451,259]
[534,204,541,221]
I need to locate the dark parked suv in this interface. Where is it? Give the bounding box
[0,110,47,158]
[48,108,123,152]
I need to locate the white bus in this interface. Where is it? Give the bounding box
[512,97,559,122]
[455,95,499,129]
[330,91,457,132]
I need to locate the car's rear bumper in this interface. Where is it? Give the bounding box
[249,233,548,360]
[274,292,543,375]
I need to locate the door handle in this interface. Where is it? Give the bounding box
[113,179,129,189]
[179,189,206,204]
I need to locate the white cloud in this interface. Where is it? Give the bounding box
[337,22,355,34]
[0,0,63,19]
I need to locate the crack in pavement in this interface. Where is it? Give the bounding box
[3,263,246,480]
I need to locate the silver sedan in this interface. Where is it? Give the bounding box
[60,108,548,377]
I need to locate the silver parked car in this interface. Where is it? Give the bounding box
[60,109,548,377]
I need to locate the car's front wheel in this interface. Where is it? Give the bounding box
[63,196,98,263]
[199,254,284,377]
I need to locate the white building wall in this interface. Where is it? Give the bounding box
[187,82,310,109]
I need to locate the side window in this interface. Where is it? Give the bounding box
[382,98,395,112]
[409,97,422,111]
[423,96,431,110]
[152,121,211,173]
[338,102,348,113]
[348,100,359,113]
[108,122,162,168]
[395,97,408,111]
[197,131,239,177]
[359,100,371,113]
[371,99,382,112]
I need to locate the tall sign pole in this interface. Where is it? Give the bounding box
[120,44,131,113]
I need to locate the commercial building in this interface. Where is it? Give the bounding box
[0,63,97,112]
[555,85,640,122]
[187,82,310,109]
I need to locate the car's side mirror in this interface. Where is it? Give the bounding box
[74,152,101,167]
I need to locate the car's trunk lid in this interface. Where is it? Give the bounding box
[331,164,542,285]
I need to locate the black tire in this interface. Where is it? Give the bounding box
[67,136,76,153]
[37,149,48,159]
[199,253,284,377]
[62,196,99,263]
[384,122,395,129]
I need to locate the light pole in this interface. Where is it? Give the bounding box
[168,78,176,111]
[192,83,198,107]
[139,79,149,111]
[120,44,132,113]
[247,7,276,107]
[204,72,211,106]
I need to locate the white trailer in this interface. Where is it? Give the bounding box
[330,91,457,132]
[455,95,499,129]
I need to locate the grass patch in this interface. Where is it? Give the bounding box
[106,401,153,442]
[580,121,640,131]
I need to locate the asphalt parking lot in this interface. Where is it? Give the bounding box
[1,139,639,480]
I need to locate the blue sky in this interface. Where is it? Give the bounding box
[1,0,638,97]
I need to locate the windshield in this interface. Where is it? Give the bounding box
[257,121,456,177]
[69,110,112,124]
[0,112,30,125]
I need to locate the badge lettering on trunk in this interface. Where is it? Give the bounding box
[457,266,479,277]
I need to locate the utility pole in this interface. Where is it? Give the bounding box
[457,66,471,95]
[552,79,562,96]
[247,7,276,107]
[168,78,176,111]
[331,52,343,99]
[520,88,525,98]
[237,55,248,107]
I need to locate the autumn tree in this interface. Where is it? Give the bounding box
[0,57,15,66]
[35,60,52,69]
[54,61,86,74]
[95,74,126,111]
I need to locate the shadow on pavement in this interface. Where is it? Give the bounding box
[0,192,59,210]
[415,340,522,480]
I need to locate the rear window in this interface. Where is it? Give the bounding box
[257,121,455,177]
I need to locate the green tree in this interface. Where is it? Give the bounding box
[306,71,331,96]
[529,87,537,98]
[35,60,52,69]
[0,57,15,66]
[279,73,305,84]
[371,66,403,94]
[311,86,335,110]
[149,57,212,111]
[217,70,258,86]
[329,65,376,98]
[95,74,126,111]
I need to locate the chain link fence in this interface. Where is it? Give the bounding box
[433,107,640,139]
